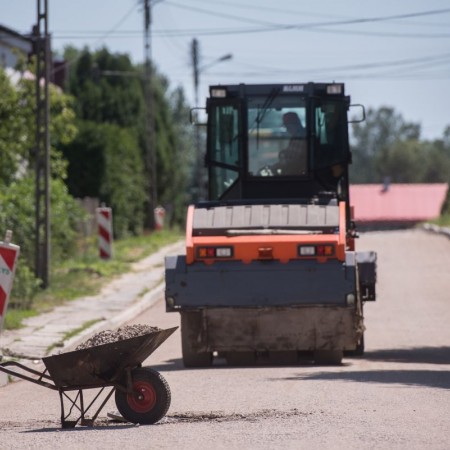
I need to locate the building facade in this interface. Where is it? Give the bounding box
[0,24,33,69]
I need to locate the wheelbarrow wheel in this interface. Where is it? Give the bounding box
[115,367,171,425]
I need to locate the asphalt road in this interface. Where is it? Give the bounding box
[0,229,449,449]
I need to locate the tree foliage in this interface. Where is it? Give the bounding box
[62,47,194,233]
[99,123,146,236]
[0,70,28,185]
[350,106,421,183]
[350,106,450,182]
[68,47,145,127]
[350,106,450,214]
[0,67,84,302]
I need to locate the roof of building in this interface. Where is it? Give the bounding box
[349,183,449,223]
[0,24,33,43]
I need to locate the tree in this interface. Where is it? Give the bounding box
[427,128,450,214]
[421,140,450,184]
[375,139,427,183]
[0,67,83,302]
[167,87,195,225]
[349,105,450,216]
[99,123,146,236]
[63,46,195,231]
[152,80,193,225]
[350,107,421,183]
[0,69,29,185]
[67,47,145,128]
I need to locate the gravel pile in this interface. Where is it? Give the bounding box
[75,324,161,350]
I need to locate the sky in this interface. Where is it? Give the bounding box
[2,0,450,140]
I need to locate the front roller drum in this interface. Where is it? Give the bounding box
[115,367,171,424]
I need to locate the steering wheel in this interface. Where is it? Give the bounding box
[258,165,274,176]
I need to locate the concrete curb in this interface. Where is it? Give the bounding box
[421,223,450,239]
[62,283,165,352]
[0,284,166,387]
[0,239,184,387]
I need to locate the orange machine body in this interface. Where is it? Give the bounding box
[186,202,349,265]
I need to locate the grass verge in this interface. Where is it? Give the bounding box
[4,228,183,330]
[46,319,102,353]
[429,214,450,227]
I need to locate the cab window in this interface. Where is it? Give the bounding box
[247,96,307,177]
[208,104,240,199]
[313,99,349,169]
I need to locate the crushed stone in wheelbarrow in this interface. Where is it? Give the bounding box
[75,324,162,350]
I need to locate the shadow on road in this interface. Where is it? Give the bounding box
[148,358,185,372]
[289,369,450,390]
[364,346,450,365]
[23,423,137,433]
[151,346,450,373]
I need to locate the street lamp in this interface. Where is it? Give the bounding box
[191,39,232,200]
[194,52,233,107]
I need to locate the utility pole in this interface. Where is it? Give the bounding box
[33,0,50,287]
[143,0,157,228]
[191,38,202,201]
[192,38,199,108]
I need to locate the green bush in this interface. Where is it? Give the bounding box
[63,121,146,238]
[0,176,85,266]
[8,264,42,310]
[101,124,146,237]
[0,176,86,308]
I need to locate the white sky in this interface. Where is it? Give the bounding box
[2,0,450,140]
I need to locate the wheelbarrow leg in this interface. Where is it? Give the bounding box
[58,387,116,428]
[80,387,115,426]
[59,389,82,428]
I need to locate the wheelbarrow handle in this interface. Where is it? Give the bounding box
[0,360,57,390]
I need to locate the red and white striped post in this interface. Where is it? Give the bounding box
[154,206,166,231]
[96,206,113,260]
[0,230,20,333]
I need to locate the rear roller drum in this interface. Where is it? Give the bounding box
[268,351,298,365]
[115,367,171,425]
[226,351,256,366]
[181,311,213,367]
[345,335,365,357]
[313,350,343,365]
[182,340,213,367]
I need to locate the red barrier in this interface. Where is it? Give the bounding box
[0,231,20,333]
[96,207,113,259]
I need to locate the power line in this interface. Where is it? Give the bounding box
[165,2,450,30]
[298,27,450,39]
[50,1,139,75]
[188,0,450,29]
[201,51,450,82]
[38,5,450,41]
[46,27,450,39]
[165,0,277,26]
[232,51,450,74]
[154,4,189,64]
[44,1,450,39]
[187,0,343,20]
[95,1,138,41]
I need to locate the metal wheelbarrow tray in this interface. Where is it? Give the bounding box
[0,326,178,428]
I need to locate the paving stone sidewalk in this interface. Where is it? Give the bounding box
[0,240,184,382]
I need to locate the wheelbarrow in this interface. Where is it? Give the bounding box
[0,326,177,428]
